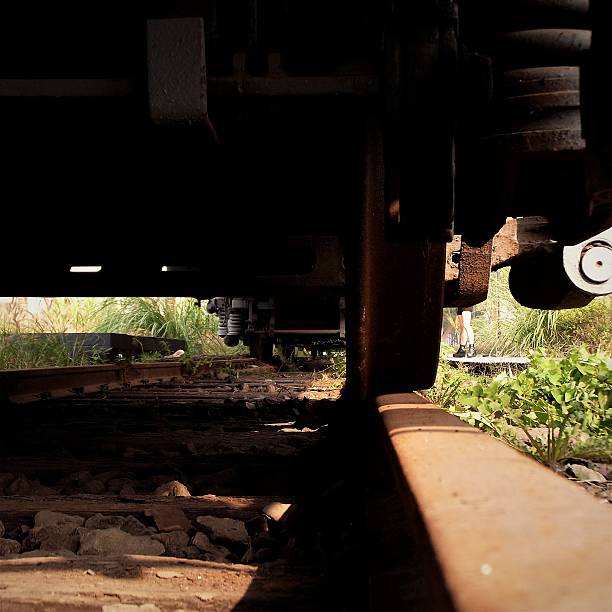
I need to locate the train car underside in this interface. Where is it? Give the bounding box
[1,1,611,398]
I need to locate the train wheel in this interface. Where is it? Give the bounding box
[345,124,446,400]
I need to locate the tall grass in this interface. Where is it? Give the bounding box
[0,298,106,369]
[0,297,241,370]
[471,270,612,356]
[93,297,242,356]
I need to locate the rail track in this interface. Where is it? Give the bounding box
[0,358,610,611]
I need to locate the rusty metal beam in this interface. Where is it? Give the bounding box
[375,393,612,611]
[445,216,555,283]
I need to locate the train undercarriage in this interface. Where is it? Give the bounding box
[1,1,611,397]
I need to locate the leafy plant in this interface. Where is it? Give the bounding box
[454,348,612,464]
[424,344,476,410]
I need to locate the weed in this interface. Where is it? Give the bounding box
[453,348,612,464]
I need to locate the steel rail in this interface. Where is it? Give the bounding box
[0,357,255,403]
[374,393,612,611]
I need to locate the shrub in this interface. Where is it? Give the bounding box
[453,348,612,464]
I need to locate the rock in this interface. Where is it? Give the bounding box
[119,484,137,497]
[0,538,21,556]
[7,474,33,496]
[37,528,80,553]
[155,570,183,579]
[78,528,165,556]
[154,481,191,497]
[26,512,84,550]
[145,507,191,532]
[181,545,202,559]
[106,478,136,494]
[0,473,14,492]
[191,532,232,562]
[215,371,230,381]
[245,402,256,411]
[6,524,28,541]
[94,471,121,485]
[253,547,276,563]
[121,516,153,536]
[195,593,215,602]
[568,464,607,482]
[195,516,250,553]
[152,531,189,557]
[0,520,4,538]
[30,484,59,497]
[83,479,105,494]
[34,510,85,530]
[84,514,126,530]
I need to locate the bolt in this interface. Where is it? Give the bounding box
[580,244,612,284]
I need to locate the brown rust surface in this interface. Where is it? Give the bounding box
[377,394,612,612]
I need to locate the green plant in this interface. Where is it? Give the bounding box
[465,268,611,357]
[454,348,612,464]
[423,345,478,410]
[324,350,346,378]
[0,331,106,370]
[94,297,245,357]
[0,298,109,369]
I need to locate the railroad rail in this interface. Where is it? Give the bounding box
[0,356,255,403]
[0,360,609,610]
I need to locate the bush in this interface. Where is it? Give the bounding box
[452,348,612,464]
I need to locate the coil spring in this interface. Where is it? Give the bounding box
[475,0,590,153]
[227,309,246,337]
[218,310,228,337]
[217,298,228,337]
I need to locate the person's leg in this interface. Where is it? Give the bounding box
[462,310,475,357]
[453,313,467,357]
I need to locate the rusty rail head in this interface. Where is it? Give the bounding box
[0,357,256,404]
[374,393,612,612]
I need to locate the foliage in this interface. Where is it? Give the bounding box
[0,297,244,369]
[0,298,106,369]
[93,297,245,357]
[326,350,346,378]
[424,344,477,410]
[471,269,612,357]
[0,332,106,370]
[452,348,612,464]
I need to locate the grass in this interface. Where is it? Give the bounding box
[0,297,244,370]
[93,297,242,357]
[469,269,612,356]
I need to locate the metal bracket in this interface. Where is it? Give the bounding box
[147,18,207,125]
[444,237,493,307]
[563,226,612,296]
